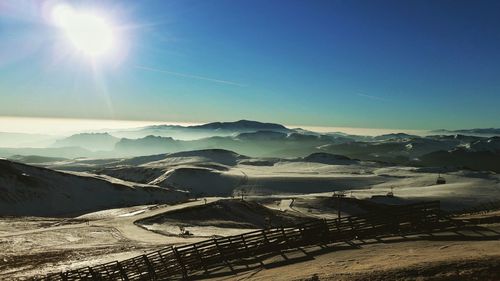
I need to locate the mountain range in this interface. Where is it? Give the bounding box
[1,120,500,173]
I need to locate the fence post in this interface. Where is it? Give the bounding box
[173,247,188,279]
[262,229,269,245]
[280,227,291,248]
[214,238,234,271]
[298,226,304,243]
[87,267,100,281]
[142,255,157,280]
[155,250,170,277]
[193,244,208,273]
[59,272,68,281]
[116,261,129,281]
[348,217,355,239]
[322,219,331,244]
[241,234,250,256]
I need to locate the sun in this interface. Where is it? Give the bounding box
[52,5,115,57]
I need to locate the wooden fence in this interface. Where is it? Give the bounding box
[450,200,500,216]
[37,201,448,281]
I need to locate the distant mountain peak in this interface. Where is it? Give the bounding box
[190,120,289,131]
[52,132,119,151]
[374,133,419,141]
[64,132,115,138]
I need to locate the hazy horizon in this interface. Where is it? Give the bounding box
[0,116,430,136]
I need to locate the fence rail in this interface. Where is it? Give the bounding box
[449,200,500,216]
[37,201,449,281]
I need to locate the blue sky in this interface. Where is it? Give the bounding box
[1,0,500,130]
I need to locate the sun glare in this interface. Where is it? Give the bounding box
[52,5,115,57]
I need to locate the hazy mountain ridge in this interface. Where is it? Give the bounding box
[373,133,420,141]
[1,120,500,173]
[432,128,500,136]
[0,132,58,148]
[8,155,68,164]
[110,120,292,140]
[52,132,119,151]
[189,120,289,132]
[0,146,96,159]
[114,135,182,156]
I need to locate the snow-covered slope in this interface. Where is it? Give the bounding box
[149,167,243,196]
[145,149,248,167]
[0,159,187,217]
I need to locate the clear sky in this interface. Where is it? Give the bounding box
[1,0,499,130]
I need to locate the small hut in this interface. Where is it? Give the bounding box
[436,174,446,185]
[386,187,394,197]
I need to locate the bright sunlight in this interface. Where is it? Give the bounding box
[52,4,114,57]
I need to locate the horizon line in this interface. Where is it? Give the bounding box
[0,115,463,136]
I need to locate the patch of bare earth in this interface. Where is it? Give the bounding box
[347,257,500,281]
